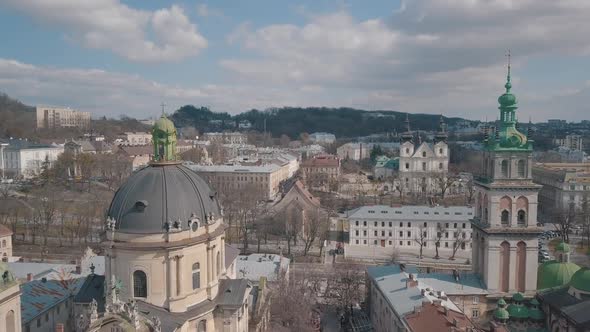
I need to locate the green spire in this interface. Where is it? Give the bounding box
[152,112,178,163]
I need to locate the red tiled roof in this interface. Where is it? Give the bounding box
[301,155,340,167]
[0,224,13,236]
[405,303,476,332]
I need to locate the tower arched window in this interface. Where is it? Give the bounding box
[439,148,443,154]
[422,151,426,157]
[133,270,147,298]
[501,210,510,226]
[216,251,221,277]
[517,210,526,226]
[1,240,5,247]
[501,160,508,177]
[6,310,15,332]
[192,263,201,289]
[405,148,410,154]
[197,320,207,332]
[517,160,526,177]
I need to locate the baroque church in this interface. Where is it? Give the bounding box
[79,114,254,331]
[398,115,449,194]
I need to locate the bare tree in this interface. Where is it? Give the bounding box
[181,147,204,163]
[433,171,459,199]
[324,263,364,317]
[270,267,317,331]
[301,208,326,256]
[450,230,467,260]
[551,204,577,243]
[465,178,476,205]
[279,134,291,148]
[414,224,427,259]
[434,223,446,259]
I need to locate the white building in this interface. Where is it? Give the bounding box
[309,132,336,145]
[204,132,248,145]
[1,140,63,179]
[0,264,21,332]
[0,225,13,262]
[345,205,474,258]
[337,142,371,161]
[36,106,90,129]
[553,134,583,151]
[118,132,152,145]
[189,163,289,200]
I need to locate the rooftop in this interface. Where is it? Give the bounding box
[344,205,474,221]
[236,253,290,282]
[188,163,281,173]
[21,277,86,324]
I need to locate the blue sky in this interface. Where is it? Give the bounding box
[0,0,589,121]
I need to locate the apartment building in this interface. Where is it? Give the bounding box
[36,106,90,129]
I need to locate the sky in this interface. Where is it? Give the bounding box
[0,0,589,121]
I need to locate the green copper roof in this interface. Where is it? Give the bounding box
[512,292,525,302]
[494,307,510,320]
[537,260,581,290]
[555,241,571,253]
[529,298,540,306]
[498,298,507,306]
[152,114,178,162]
[484,61,532,152]
[529,307,545,321]
[0,262,17,291]
[570,267,590,292]
[507,303,529,319]
[154,114,176,133]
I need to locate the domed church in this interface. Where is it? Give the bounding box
[85,114,252,331]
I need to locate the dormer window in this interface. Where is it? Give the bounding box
[422,151,426,157]
[134,200,148,212]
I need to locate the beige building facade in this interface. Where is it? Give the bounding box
[36,106,90,129]
[0,264,20,332]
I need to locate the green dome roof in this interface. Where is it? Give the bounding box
[537,260,581,290]
[512,292,525,302]
[570,267,590,292]
[154,114,176,134]
[529,298,540,306]
[529,307,545,321]
[498,91,517,108]
[507,303,529,319]
[555,241,571,253]
[494,307,510,320]
[498,298,507,306]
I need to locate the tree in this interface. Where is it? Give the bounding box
[299,132,310,145]
[450,230,467,260]
[181,147,205,163]
[270,266,317,330]
[433,171,459,199]
[300,208,326,256]
[279,134,291,147]
[434,223,446,259]
[324,263,364,317]
[370,145,384,162]
[552,205,576,243]
[208,141,227,164]
[414,224,427,259]
[465,178,476,205]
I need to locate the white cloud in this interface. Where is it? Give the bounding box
[221,1,590,120]
[196,3,224,18]
[3,0,207,62]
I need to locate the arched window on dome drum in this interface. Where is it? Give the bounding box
[197,319,207,332]
[216,251,221,277]
[501,160,509,178]
[6,310,15,332]
[192,263,200,289]
[501,210,510,226]
[133,270,147,298]
[517,210,526,226]
[517,160,526,177]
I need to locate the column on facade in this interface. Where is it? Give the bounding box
[508,244,517,292]
[176,255,184,296]
[168,255,177,298]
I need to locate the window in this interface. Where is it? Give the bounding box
[445,242,449,248]
[389,231,392,237]
[517,160,526,177]
[439,162,443,170]
[405,148,410,154]
[216,251,221,277]
[399,222,403,227]
[405,163,410,169]
[363,230,367,236]
[422,162,427,171]
[399,241,403,246]
[355,230,359,236]
[198,320,207,332]
[364,240,367,244]
[363,221,367,226]
[389,241,392,245]
[454,223,457,228]
[423,231,427,237]
[517,210,526,225]
[355,220,359,226]
[381,231,385,236]
[381,222,385,227]
[389,222,392,227]
[355,240,359,244]
[473,296,479,304]
[439,148,443,154]
[192,263,201,289]
[133,270,147,298]
[501,210,510,225]
[462,223,466,228]
[399,231,403,237]
[445,232,449,238]
[374,231,378,236]
[407,222,411,227]
[445,223,449,228]
[422,151,427,157]
[407,241,411,245]
[472,309,479,318]
[501,160,508,177]
[374,221,378,227]
[407,231,411,237]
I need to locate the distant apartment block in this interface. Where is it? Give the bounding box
[119,132,152,145]
[533,163,590,221]
[553,134,583,152]
[203,132,248,145]
[36,106,90,129]
[189,164,289,200]
[309,132,336,144]
[301,154,340,186]
[337,142,370,161]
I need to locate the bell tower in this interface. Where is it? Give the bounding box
[471,53,542,295]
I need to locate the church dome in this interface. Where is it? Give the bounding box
[570,267,590,292]
[498,90,517,109]
[153,114,176,134]
[537,260,580,290]
[556,241,571,253]
[107,164,220,234]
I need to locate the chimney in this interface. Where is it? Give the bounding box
[27,273,33,281]
[452,318,459,327]
[55,324,65,332]
[406,278,418,289]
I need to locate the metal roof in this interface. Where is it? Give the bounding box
[21,277,86,324]
[107,164,220,234]
[345,205,474,221]
[236,254,290,282]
